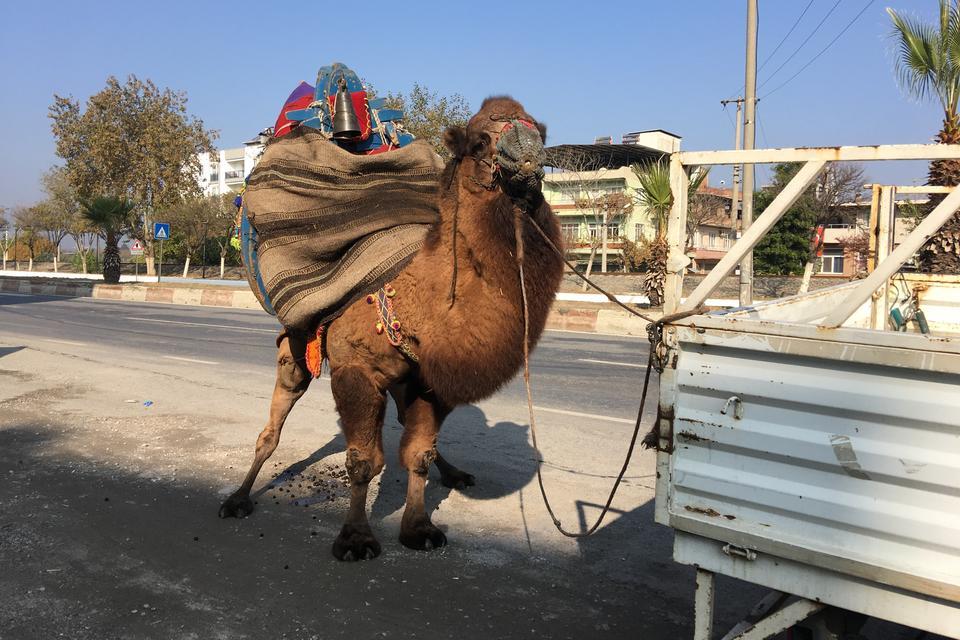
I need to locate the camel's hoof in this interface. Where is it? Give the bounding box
[399,520,448,551]
[218,494,254,519]
[440,468,476,491]
[332,524,381,561]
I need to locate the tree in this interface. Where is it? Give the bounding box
[384,84,471,158]
[13,206,46,271]
[36,167,77,272]
[49,75,216,276]
[686,191,729,253]
[753,164,816,276]
[632,162,708,305]
[165,196,222,277]
[797,163,866,293]
[889,1,960,272]
[0,207,12,270]
[81,196,135,283]
[545,149,635,285]
[749,162,864,284]
[67,210,95,275]
[210,194,239,278]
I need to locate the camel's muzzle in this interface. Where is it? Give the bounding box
[495,119,545,186]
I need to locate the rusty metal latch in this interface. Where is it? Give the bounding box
[722,543,757,561]
[721,395,744,420]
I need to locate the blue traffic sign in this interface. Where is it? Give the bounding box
[153,222,170,240]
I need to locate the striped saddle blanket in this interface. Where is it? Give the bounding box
[242,128,443,331]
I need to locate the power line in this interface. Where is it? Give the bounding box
[722,102,737,131]
[757,0,843,91]
[724,0,815,101]
[761,0,875,99]
[758,0,816,75]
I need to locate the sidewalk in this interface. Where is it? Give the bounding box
[0,271,659,337]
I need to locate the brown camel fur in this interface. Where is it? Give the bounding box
[219,97,564,560]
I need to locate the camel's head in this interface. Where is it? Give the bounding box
[443,96,547,195]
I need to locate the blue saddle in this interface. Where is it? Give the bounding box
[240,63,419,317]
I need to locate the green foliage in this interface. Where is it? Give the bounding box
[49,75,217,252]
[384,84,471,158]
[81,196,135,246]
[631,162,709,238]
[70,251,97,272]
[888,1,960,120]
[752,164,817,275]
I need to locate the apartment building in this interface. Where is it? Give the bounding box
[198,129,271,196]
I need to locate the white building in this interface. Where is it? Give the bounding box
[198,129,271,196]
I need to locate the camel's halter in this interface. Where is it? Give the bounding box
[513,210,703,538]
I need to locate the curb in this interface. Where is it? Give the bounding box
[1,276,654,336]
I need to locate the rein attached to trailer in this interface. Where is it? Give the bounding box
[517,215,703,538]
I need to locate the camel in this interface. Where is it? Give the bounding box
[219,97,564,560]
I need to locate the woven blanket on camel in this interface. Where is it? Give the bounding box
[244,129,443,331]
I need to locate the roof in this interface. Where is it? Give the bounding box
[544,144,668,171]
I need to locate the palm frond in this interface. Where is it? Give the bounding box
[888,2,960,115]
[81,196,135,238]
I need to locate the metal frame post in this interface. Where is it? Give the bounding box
[694,569,716,640]
[822,186,960,328]
[870,187,895,330]
[664,153,691,315]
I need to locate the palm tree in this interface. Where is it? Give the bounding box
[889,1,960,272]
[631,161,708,306]
[81,196,134,283]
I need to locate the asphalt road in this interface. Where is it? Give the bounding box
[0,291,653,424]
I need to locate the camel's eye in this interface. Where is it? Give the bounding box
[470,133,491,157]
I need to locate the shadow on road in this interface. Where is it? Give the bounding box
[260,403,539,524]
[0,346,25,359]
[0,420,689,640]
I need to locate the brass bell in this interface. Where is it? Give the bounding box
[331,76,361,140]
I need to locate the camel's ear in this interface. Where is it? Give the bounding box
[536,122,547,144]
[443,126,468,157]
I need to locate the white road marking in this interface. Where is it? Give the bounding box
[43,338,88,347]
[126,316,277,334]
[578,358,646,369]
[162,355,219,365]
[532,405,635,425]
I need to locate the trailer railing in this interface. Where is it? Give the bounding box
[664,144,960,323]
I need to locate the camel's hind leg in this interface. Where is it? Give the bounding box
[219,332,311,518]
[389,385,475,490]
[330,366,386,561]
[397,390,450,550]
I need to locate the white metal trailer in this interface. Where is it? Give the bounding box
[654,144,960,639]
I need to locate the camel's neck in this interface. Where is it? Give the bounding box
[435,172,528,283]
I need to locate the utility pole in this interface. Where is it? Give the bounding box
[720,98,744,238]
[740,0,758,306]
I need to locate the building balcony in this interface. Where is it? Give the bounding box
[224,170,244,182]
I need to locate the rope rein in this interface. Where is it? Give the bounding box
[517,213,703,538]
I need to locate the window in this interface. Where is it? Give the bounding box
[635,223,645,240]
[587,223,621,241]
[819,247,845,274]
[560,223,580,245]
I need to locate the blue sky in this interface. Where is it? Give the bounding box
[0,0,943,207]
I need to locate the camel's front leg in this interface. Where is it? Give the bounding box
[330,365,386,561]
[219,332,311,518]
[398,393,450,550]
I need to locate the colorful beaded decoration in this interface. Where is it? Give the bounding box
[366,283,419,363]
